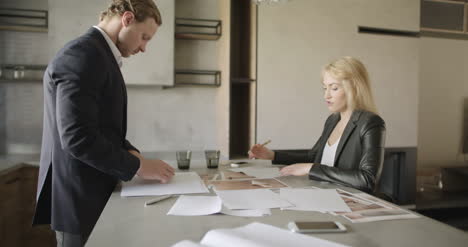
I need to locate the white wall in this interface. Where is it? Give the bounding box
[418,37,468,167]
[257,0,420,149]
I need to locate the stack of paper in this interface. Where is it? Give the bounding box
[121,172,209,197]
[333,190,419,223]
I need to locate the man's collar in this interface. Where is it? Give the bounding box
[93,26,123,68]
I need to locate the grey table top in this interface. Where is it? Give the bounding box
[87,159,468,247]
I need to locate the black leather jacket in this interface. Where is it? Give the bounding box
[273,110,386,193]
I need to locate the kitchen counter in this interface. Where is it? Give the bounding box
[0,153,40,175]
[0,151,223,174]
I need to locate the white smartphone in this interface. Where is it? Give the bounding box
[287,221,347,233]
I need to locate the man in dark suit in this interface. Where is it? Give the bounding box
[32,1,175,246]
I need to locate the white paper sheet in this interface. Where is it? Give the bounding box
[216,189,292,210]
[168,196,222,216]
[229,167,281,179]
[172,240,206,247]
[121,172,209,197]
[280,188,351,212]
[220,207,271,217]
[171,222,350,247]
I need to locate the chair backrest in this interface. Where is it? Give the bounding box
[377,147,417,205]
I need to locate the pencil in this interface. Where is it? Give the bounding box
[144,195,173,207]
[261,140,271,146]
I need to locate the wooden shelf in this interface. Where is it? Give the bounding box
[175,18,221,40]
[166,69,221,88]
[0,8,48,32]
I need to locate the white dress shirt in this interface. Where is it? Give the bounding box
[93,26,123,68]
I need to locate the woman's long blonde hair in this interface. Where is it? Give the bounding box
[322,56,378,114]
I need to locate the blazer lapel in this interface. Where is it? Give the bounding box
[334,111,361,164]
[89,27,129,137]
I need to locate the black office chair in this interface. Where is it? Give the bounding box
[375,153,400,203]
[375,148,416,205]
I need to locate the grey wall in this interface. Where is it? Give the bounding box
[0,0,47,154]
[418,37,468,167]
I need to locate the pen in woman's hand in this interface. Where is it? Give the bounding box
[249,140,272,159]
[261,140,271,146]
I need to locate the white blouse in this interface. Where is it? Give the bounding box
[320,137,340,167]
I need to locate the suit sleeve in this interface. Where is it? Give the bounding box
[272,138,322,165]
[124,140,140,153]
[308,116,386,192]
[54,45,139,181]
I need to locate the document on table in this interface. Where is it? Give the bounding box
[168,196,222,216]
[336,192,419,223]
[220,207,271,217]
[121,172,209,197]
[216,189,292,210]
[171,222,350,247]
[229,167,281,179]
[280,188,351,212]
[167,196,272,217]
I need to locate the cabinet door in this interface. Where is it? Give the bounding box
[48,0,174,86]
[19,166,56,247]
[0,169,22,246]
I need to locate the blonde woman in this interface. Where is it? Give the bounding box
[249,57,386,193]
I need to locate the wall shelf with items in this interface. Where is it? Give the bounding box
[173,15,223,88]
[0,64,46,82]
[0,8,48,32]
[165,69,221,88]
[420,0,468,37]
[175,18,221,40]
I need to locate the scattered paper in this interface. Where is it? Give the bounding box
[229,167,281,179]
[220,207,271,217]
[209,179,288,191]
[121,172,209,197]
[216,189,293,210]
[280,188,351,212]
[167,196,271,217]
[221,170,255,180]
[172,222,350,247]
[172,240,205,247]
[168,196,222,216]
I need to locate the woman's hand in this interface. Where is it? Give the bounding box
[248,144,275,160]
[280,163,314,176]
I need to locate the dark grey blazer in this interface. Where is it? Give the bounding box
[33,28,140,236]
[273,110,386,193]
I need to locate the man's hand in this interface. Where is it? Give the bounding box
[129,150,175,183]
[136,159,175,183]
[280,163,314,176]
